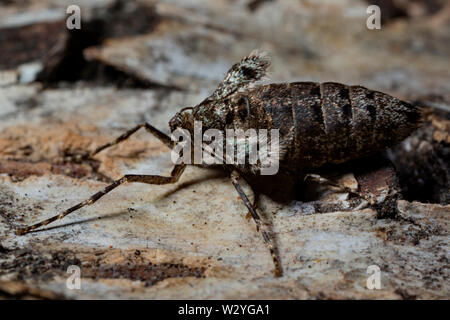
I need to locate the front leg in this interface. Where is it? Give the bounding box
[91,122,173,157]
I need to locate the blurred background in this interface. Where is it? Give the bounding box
[0,0,449,299]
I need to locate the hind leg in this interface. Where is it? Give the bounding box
[304,173,371,203]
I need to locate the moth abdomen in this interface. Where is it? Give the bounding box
[348,84,422,158]
[242,81,422,170]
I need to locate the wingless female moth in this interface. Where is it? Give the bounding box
[16,51,422,277]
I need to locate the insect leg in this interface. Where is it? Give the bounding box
[91,123,173,157]
[304,173,370,203]
[16,164,186,235]
[245,192,259,221]
[229,170,282,277]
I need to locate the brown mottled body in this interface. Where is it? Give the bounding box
[192,81,421,176]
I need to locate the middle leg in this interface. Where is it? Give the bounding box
[230,170,282,277]
[17,164,186,235]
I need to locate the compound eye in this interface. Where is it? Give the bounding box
[169,115,181,131]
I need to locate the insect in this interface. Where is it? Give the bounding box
[16,51,422,277]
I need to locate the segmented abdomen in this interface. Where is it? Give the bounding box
[251,82,421,169]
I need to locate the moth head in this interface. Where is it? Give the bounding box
[169,107,194,132]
